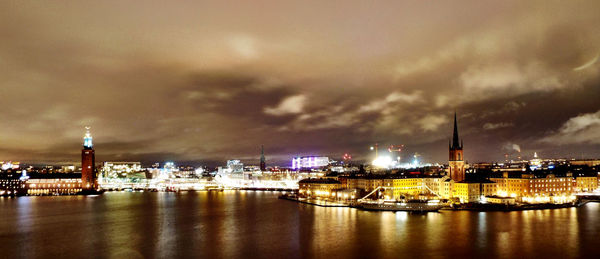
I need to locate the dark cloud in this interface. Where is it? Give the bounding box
[1,0,600,166]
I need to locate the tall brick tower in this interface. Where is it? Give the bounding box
[81,127,97,190]
[449,113,465,182]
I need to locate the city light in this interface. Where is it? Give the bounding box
[372,156,393,168]
[1,1,600,258]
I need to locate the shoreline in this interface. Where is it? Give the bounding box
[279,194,600,212]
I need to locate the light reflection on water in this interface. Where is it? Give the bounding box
[0,192,599,258]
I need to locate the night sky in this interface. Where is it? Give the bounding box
[1,1,600,166]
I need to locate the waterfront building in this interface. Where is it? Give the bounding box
[490,173,575,203]
[340,174,446,200]
[574,176,598,192]
[453,180,497,203]
[357,177,384,193]
[26,173,83,195]
[448,113,465,182]
[392,178,422,196]
[343,176,361,190]
[81,127,97,190]
[439,178,454,199]
[0,171,26,196]
[298,178,342,198]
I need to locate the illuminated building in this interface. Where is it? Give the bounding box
[453,181,497,203]
[298,178,342,199]
[102,162,142,178]
[292,156,329,170]
[569,159,600,167]
[448,113,465,182]
[342,175,447,200]
[260,145,266,172]
[61,165,77,173]
[439,178,454,199]
[0,171,26,196]
[530,152,542,167]
[25,173,83,195]
[357,177,385,193]
[574,176,598,192]
[484,196,516,205]
[0,161,20,170]
[227,160,244,173]
[81,127,97,190]
[490,173,576,204]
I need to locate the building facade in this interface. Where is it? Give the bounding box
[574,176,598,192]
[292,156,329,170]
[298,178,342,198]
[26,175,83,195]
[0,171,26,196]
[490,173,575,203]
[453,181,497,203]
[102,162,142,178]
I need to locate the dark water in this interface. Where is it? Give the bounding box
[1,192,599,258]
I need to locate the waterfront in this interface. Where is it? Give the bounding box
[1,192,600,258]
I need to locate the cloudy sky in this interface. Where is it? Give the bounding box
[1,1,600,166]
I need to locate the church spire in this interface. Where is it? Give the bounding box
[451,112,461,149]
[260,145,266,171]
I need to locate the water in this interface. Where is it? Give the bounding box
[1,192,599,258]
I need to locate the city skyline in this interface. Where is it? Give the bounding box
[1,1,600,165]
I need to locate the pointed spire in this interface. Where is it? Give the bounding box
[451,112,460,149]
[260,144,266,171]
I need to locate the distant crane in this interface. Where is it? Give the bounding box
[387,144,404,153]
[388,144,404,162]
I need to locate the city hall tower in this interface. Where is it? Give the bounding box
[81,127,97,190]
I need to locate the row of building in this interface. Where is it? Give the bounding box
[299,113,600,204]
[0,128,98,196]
[299,172,598,204]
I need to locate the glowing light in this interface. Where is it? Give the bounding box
[372,156,393,168]
[83,127,93,148]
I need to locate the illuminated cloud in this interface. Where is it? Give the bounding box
[542,110,600,144]
[0,0,599,164]
[503,143,521,153]
[483,122,513,130]
[418,115,448,132]
[264,95,307,116]
[228,34,259,59]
